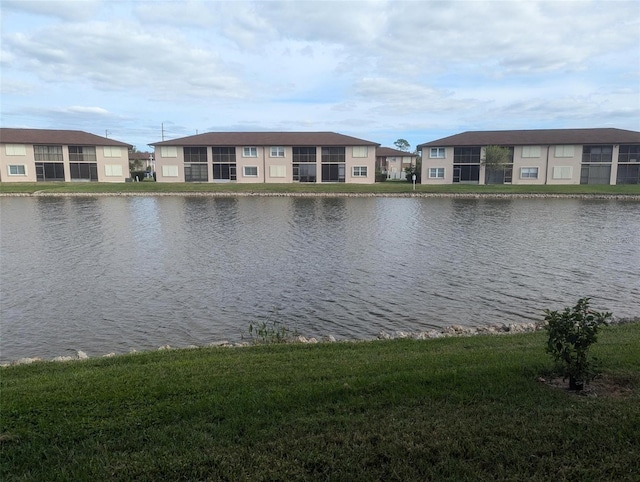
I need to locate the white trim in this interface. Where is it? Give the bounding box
[7,164,27,176]
[243,166,259,177]
[243,147,258,158]
[429,147,445,158]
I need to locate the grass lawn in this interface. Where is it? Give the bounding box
[1,181,640,195]
[1,324,639,481]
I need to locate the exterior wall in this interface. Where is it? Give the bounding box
[0,143,129,183]
[420,147,454,184]
[154,144,376,184]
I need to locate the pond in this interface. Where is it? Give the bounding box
[1,195,638,362]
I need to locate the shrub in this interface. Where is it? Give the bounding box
[544,297,612,390]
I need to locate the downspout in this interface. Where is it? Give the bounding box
[262,146,266,183]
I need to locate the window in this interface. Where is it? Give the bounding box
[160,146,178,158]
[453,165,480,183]
[429,168,445,179]
[270,165,286,178]
[162,165,179,177]
[183,147,207,163]
[105,164,123,177]
[321,147,345,163]
[552,166,573,180]
[322,163,345,182]
[580,165,611,184]
[616,164,640,184]
[292,164,315,182]
[8,165,26,175]
[582,145,613,163]
[103,146,121,158]
[293,147,316,163]
[212,147,237,181]
[352,166,367,177]
[35,162,65,181]
[69,163,98,181]
[270,146,285,157]
[34,145,63,162]
[184,164,208,182]
[352,146,368,158]
[555,145,575,158]
[522,146,541,158]
[243,147,257,157]
[69,146,96,162]
[5,144,26,156]
[520,167,539,179]
[618,145,640,163]
[430,147,445,158]
[453,147,481,163]
[244,166,258,177]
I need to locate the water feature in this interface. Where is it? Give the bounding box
[1,195,638,362]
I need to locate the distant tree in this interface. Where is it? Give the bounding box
[481,145,511,171]
[394,139,410,152]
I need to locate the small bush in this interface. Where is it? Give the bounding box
[544,297,612,390]
[244,312,298,345]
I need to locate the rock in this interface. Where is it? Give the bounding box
[158,345,171,350]
[52,356,74,362]
[103,353,116,358]
[77,350,89,359]
[13,357,42,365]
[377,331,392,340]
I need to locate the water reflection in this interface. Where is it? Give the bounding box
[1,196,638,362]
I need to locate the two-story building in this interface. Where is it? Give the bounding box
[417,128,640,185]
[375,147,418,180]
[151,132,379,184]
[0,128,132,183]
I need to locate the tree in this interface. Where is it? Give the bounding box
[481,145,511,171]
[394,139,410,152]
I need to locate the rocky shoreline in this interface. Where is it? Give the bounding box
[4,317,637,367]
[1,191,640,200]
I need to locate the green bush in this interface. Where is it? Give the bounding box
[544,297,612,390]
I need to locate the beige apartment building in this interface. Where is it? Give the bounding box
[151,132,379,184]
[0,128,132,183]
[417,128,640,185]
[375,147,418,180]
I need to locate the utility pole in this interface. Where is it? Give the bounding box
[161,123,165,141]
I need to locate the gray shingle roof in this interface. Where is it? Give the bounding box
[376,147,417,158]
[151,131,380,147]
[0,128,131,147]
[417,128,640,149]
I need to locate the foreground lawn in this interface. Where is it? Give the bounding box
[2,324,639,481]
[1,181,640,195]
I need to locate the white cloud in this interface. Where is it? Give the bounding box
[1,0,103,21]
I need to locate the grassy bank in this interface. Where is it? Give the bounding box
[2,181,640,195]
[2,324,639,481]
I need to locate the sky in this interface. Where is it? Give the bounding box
[1,0,639,152]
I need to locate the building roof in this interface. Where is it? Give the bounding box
[376,146,417,158]
[151,131,380,147]
[0,128,131,147]
[417,128,640,149]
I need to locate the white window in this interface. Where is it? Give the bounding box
[520,167,539,179]
[105,164,123,177]
[243,166,258,177]
[8,164,26,175]
[5,144,26,156]
[352,166,367,177]
[103,146,121,157]
[522,146,541,158]
[429,167,445,179]
[352,146,368,158]
[269,165,286,178]
[160,146,178,158]
[243,147,258,157]
[555,145,575,157]
[270,146,285,157]
[162,165,179,177]
[552,166,573,179]
[430,147,445,158]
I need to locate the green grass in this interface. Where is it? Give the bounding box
[1,181,640,195]
[2,324,639,481]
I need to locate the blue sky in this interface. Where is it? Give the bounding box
[1,0,639,152]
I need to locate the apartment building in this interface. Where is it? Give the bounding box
[151,132,379,184]
[0,128,131,183]
[417,128,640,185]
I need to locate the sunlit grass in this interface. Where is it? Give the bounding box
[1,181,639,195]
[2,324,639,481]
